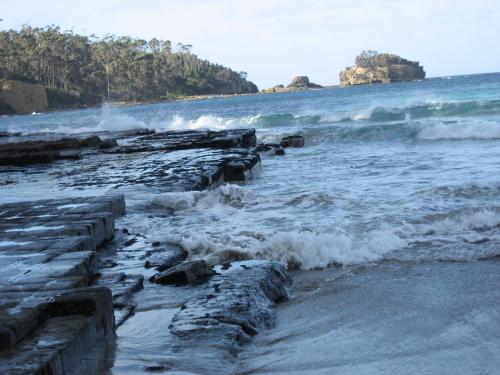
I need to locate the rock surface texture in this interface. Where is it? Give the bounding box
[340,52,426,86]
[0,195,137,374]
[0,128,262,191]
[0,128,302,373]
[165,261,291,373]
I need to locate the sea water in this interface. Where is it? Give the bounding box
[1,72,500,373]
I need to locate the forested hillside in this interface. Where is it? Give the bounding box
[0,26,258,108]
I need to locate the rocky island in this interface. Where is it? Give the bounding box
[340,50,426,86]
[262,76,323,93]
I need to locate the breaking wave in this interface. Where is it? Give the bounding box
[178,228,406,270]
[151,185,403,270]
[412,183,500,199]
[11,98,500,141]
[162,98,500,133]
[417,120,500,140]
[150,185,500,270]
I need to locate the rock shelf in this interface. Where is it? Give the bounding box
[0,195,135,374]
[0,128,303,373]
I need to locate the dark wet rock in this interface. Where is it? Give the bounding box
[0,195,144,373]
[0,150,57,165]
[281,135,305,148]
[254,142,288,157]
[55,150,81,160]
[107,128,257,154]
[123,237,138,247]
[254,142,281,152]
[0,128,302,373]
[98,138,118,149]
[169,260,291,354]
[95,273,144,306]
[0,179,16,185]
[95,273,144,326]
[0,286,115,373]
[223,154,260,181]
[152,260,214,284]
[47,286,115,335]
[0,307,114,374]
[144,365,169,372]
[144,247,188,271]
[275,147,285,156]
[0,134,117,166]
[11,128,263,192]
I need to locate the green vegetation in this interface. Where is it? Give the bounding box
[0,25,258,108]
[355,50,421,69]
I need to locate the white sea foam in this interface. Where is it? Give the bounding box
[5,225,66,232]
[418,120,500,140]
[149,184,500,269]
[167,114,259,131]
[152,184,259,211]
[150,185,408,270]
[178,227,407,270]
[406,208,500,235]
[319,109,373,123]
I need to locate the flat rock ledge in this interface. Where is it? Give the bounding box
[0,195,143,374]
[165,260,291,373]
[0,128,264,192]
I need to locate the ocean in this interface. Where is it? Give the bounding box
[1,72,500,373]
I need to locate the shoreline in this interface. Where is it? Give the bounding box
[0,127,304,373]
[2,71,497,119]
[1,88,329,118]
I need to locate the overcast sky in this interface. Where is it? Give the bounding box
[2,0,499,89]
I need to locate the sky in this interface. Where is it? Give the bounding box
[2,0,499,89]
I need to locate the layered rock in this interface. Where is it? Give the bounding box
[0,135,117,166]
[0,128,305,373]
[164,260,291,373]
[0,195,140,374]
[340,51,425,86]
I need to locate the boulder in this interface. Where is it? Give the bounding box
[151,260,214,284]
[223,154,261,181]
[281,135,305,148]
[144,248,188,271]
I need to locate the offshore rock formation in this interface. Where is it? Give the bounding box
[340,51,426,86]
[287,76,323,89]
[262,76,322,93]
[0,80,48,115]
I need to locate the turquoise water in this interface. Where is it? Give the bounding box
[2,73,500,373]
